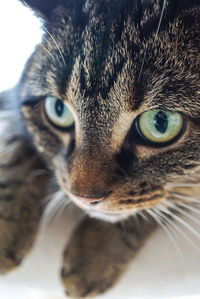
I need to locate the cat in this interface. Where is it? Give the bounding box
[0,0,200,297]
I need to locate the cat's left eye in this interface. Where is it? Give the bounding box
[135,109,184,145]
[44,96,74,129]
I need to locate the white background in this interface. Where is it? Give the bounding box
[0,1,200,298]
[0,0,42,92]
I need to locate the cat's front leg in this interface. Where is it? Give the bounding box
[61,215,155,297]
[0,136,48,274]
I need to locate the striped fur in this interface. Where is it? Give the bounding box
[0,90,49,273]
[1,0,200,296]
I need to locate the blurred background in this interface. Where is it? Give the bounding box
[0,0,42,92]
[1,1,200,298]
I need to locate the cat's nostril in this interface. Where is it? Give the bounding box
[90,201,101,206]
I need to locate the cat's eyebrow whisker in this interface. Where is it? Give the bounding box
[138,45,147,81]
[42,25,67,68]
[153,206,200,254]
[43,36,61,62]
[155,0,167,38]
[138,0,167,80]
[146,208,186,268]
[22,0,65,66]
[40,44,56,62]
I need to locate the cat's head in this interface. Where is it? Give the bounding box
[19,0,200,222]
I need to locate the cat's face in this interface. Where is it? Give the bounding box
[19,0,200,221]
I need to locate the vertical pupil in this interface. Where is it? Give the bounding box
[55,99,64,117]
[154,111,168,133]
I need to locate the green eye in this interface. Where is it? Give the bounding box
[44,96,74,129]
[137,109,184,145]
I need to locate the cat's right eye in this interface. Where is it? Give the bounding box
[44,96,75,129]
[135,109,185,146]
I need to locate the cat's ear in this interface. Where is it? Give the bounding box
[19,0,62,19]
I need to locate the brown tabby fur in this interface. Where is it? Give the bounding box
[0,0,200,297]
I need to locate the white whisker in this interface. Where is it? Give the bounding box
[167,183,200,188]
[154,206,200,254]
[138,45,147,81]
[155,0,167,38]
[165,200,200,226]
[158,204,200,244]
[137,210,149,221]
[43,36,60,60]
[22,0,64,66]
[170,192,200,204]
[37,190,69,242]
[147,208,186,269]
[43,26,66,68]
[53,197,71,222]
[138,0,167,80]
[178,202,200,216]
[40,44,56,61]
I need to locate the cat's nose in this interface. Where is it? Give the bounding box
[68,150,114,202]
[70,192,105,204]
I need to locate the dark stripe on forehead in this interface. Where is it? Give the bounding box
[78,3,130,99]
[20,0,200,107]
[73,1,162,102]
[79,57,127,99]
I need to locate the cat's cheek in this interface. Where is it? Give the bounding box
[52,155,72,192]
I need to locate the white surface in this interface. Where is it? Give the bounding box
[0,1,200,298]
[1,206,200,299]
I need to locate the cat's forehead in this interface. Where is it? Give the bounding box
[21,0,200,117]
[62,1,200,116]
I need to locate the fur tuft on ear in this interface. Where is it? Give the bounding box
[19,0,62,18]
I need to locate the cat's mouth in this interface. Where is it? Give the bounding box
[67,191,133,221]
[67,192,105,205]
[65,189,163,222]
[65,190,105,209]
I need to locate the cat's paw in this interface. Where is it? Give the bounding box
[0,220,24,274]
[61,253,119,298]
[0,136,49,274]
[0,220,31,274]
[60,217,134,298]
[0,202,40,274]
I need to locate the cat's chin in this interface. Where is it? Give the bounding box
[87,209,136,223]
